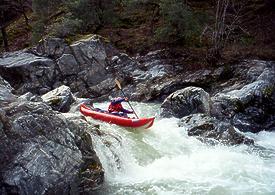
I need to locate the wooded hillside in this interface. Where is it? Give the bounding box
[1,0,274,66]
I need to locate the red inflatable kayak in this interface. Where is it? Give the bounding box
[80,104,155,129]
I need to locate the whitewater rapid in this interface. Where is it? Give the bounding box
[88,102,275,195]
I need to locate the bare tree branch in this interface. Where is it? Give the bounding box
[206,0,245,65]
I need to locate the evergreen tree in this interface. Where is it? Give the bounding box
[32,0,63,42]
[66,0,118,32]
[156,0,202,44]
[0,0,31,51]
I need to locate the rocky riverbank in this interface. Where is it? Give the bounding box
[160,60,275,144]
[1,35,275,194]
[0,81,104,194]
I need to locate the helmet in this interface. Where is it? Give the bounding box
[111,97,122,102]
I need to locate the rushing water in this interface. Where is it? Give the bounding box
[89,102,275,195]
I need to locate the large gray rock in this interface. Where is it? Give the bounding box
[111,53,141,77]
[0,50,54,68]
[71,35,110,86]
[211,60,275,132]
[161,87,211,118]
[57,54,80,76]
[179,114,254,145]
[0,50,56,94]
[87,78,116,100]
[42,85,75,112]
[0,35,118,97]
[0,100,104,194]
[120,49,230,102]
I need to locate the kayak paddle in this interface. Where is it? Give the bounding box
[115,79,139,119]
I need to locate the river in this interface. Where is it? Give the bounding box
[89,102,275,195]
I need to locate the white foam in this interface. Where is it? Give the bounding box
[89,103,275,194]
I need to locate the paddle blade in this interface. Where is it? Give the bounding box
[115,78,122,89]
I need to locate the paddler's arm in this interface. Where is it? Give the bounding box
[111,97,128,105]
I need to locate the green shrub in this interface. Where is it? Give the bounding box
[156,0,202,44]
[32,0,63,43]
[32,20,46,43]
[66,0,118,32]
[52,17,83,38]
[240,35,255,46]
[66,0,100,31]
[32,0,63,20]
[122,0,159,9]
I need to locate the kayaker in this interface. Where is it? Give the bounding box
[108,97,133,117]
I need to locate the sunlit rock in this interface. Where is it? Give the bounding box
[41,85,75,112]
[70,35,110,86]
[18,92,42,102]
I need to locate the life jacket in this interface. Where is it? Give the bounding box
[108,103,123,112]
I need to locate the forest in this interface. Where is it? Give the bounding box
[1,0,274,66]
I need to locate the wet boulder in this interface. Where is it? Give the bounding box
[111,53,139,73]
[0,100,104,194]
[127,49,228,102]
[41,85,75,112]
[161,87,211,118]
[179,114,254,145]
[61,35,119,97]
[211,60,275,133]
[87,78,116,100]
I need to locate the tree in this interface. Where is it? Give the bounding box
[1,26,9,51]
[66,0,118,32]
[121,0,160,34]
[205,0,246,65]
[0,0,16,51]
[156,0,202,44]
[32,0,63,42]
[0,0,31,51]
[14,0,32,26]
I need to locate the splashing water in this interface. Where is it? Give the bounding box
[88,102,275,195]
